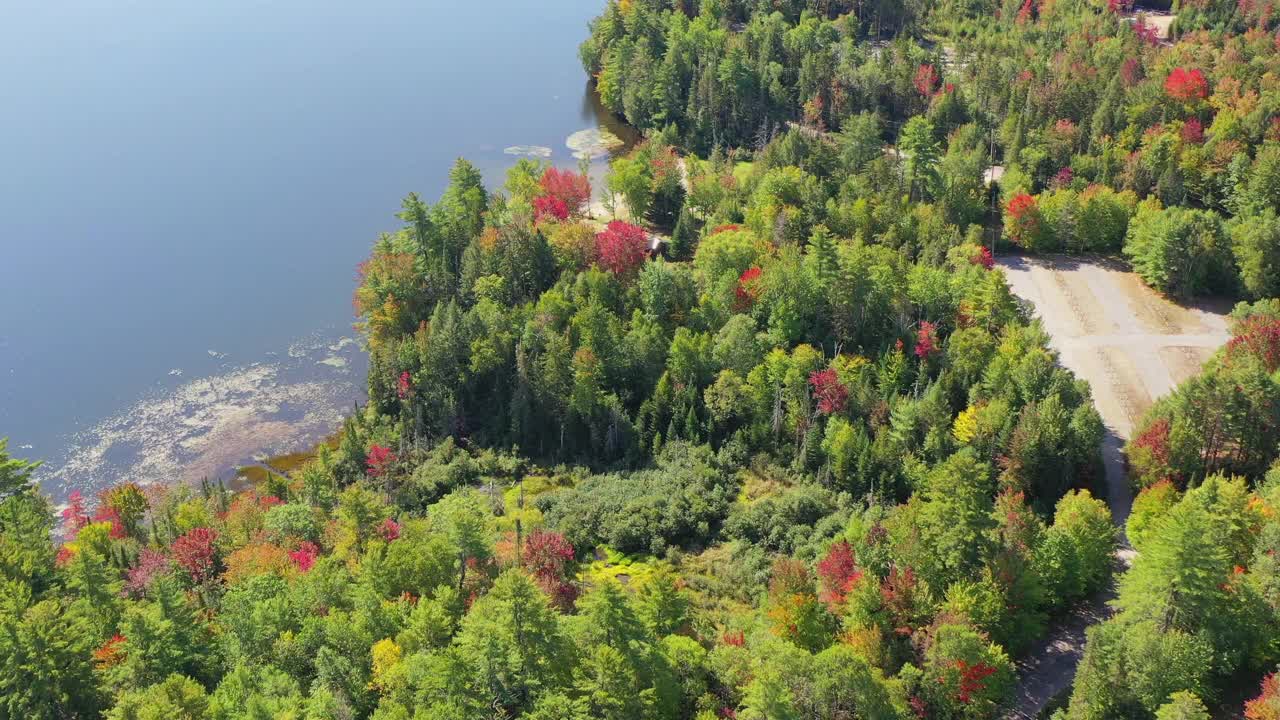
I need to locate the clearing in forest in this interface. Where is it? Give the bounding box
[996,253,1232,719]
[998,253,1231,524]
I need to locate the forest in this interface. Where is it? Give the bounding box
[5,0,1280,718]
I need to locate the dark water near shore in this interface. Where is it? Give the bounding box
[0,0,624,499]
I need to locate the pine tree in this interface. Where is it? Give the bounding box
[670,206,697,260]
[805,224,839,289]
[0,438,38,500]
[1117,500,1229,633]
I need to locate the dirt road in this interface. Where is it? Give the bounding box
[996,254,1231,718]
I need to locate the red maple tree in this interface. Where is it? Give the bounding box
[289,541,319,572]
[915,321,940,359]
[1182,117,1205,144]
[972,246,995,270]
[539,167,592,216]
[1005,193,1043,248]
[809,368,849,415]
[124,549,172,597]
[953,659,999,704]
[735,266,764,310]
[379,518,401,542]
[366,445,397,477]
[61,490,90,536]
[1134,18,1160,46]
[914,64,940,97]
[1165,67,1209,102]
[816,540,862,607]
[533,194,570,223]
[1226,316,1280,372]
[93,634,127,670]
[171,527,219,584]
[523,529,578,610]
[595,221,649,277]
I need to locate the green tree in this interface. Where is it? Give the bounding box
[0,438,38,500]
[1229,208,1280,300]
[454,570,572,713]
[899,116,941,202]
[0,586,102,719]
[107,674,210,720]
[1124,203,1231,298]
[1155,692,1211,720]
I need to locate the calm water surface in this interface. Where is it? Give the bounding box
[0,0,619,498]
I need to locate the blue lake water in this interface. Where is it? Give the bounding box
[0,0,620,498]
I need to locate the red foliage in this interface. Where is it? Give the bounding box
[379,518,401,542]
[1246,672,1280,720]
[539,167,591,216]
[533,194,570,223]
[523,529,578,610]
[93,634,127,670]
[1005,193,1043,248]
[1182,117,1205,144]
[915,321,940,359]
[61,490,90,536]
[1006,193,1036,220]
[397,371,412,400]
[171,527,219,584]
[55,546,74,567]
[93,504,127,540]
[954,659,999,704]
[972,246,995,270]
[1107,0,1134,12]
[711,224,742,235]
[289,541,319,572]
[1132,417,1172,471]
[1134,18,1160,46]
[735,266,764,310]
[1165,68,1209,102]
[816,541,862,607]
[721,629,746,646]
[595,221,649,277]
[1226,316,1280,372]
[914,64,940,97]
[366,444,397,477]
[1016,0,1035,24]
[909,695,929,718]
[1051,166,1074,188]
[124,549,172,597]
[809,368,850,415]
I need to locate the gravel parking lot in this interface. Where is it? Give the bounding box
[997,253,1232,719]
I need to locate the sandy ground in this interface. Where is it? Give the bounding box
[996,253,1231,718]
[998,253,1230,523]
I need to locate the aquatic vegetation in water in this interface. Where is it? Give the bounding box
[503,145,553,159]
[566,127,623,160]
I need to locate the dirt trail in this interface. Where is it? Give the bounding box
[996,254,1230,718]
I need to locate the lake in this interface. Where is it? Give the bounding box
[0,0,624,500]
